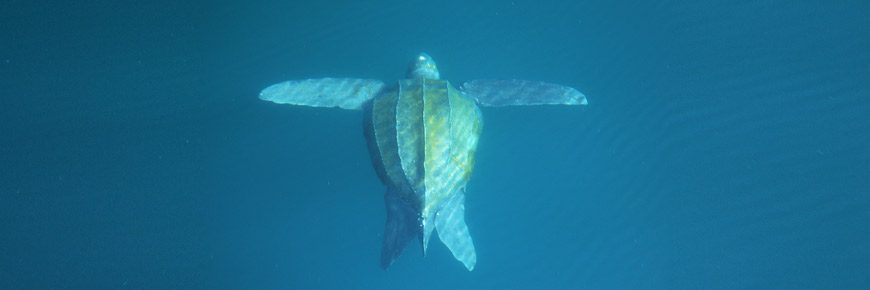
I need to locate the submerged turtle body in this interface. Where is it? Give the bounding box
[365,78,482,218]
[259,53,586,271]
[364,77,483,268]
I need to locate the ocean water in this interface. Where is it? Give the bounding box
[1,0,868,289]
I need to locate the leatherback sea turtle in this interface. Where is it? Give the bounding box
[259,53,586,271]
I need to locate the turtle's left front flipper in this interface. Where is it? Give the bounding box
[460,79,587,107]
[259,78,385,110]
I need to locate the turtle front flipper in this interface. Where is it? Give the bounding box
[259,78,385,110]
[460,79,587,107]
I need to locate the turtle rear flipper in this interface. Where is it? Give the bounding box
[380,188,420,270]
[435,188,476,271]
[460,79,587,107]
[259,78,385,110]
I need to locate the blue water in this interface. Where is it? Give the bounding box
[2,0,868,289]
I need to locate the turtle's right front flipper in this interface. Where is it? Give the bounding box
[460,79,587,107]
[259,78,385,110]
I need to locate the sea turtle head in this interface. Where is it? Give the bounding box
[406,53,440,80]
